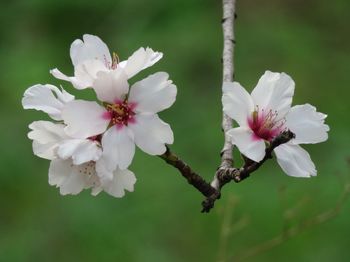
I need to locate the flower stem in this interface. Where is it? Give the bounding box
[220,0,236,170]
[159,147,217,197]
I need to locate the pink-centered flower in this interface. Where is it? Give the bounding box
[61,67,177,179]
[22,84,136,197]
[50,34,163,89]
[23,34,175,195]
[222,71,329,177]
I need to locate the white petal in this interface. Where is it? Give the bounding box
[129,114,173,155]
[91,184,103,196]
[285,104,329,144]
[93,69,129,103]
[95,159,113,180]
[119,47,163,78]
[74,60,108,87]
[50,68,88,90]
[222,81,254,127]
[99,126,135,171]
[57,139,102,165]
[227,127,266,162]
[101,168,136,198]
[22,84,74,120]
[51,59,108,90]
[70,34,111,67]
[49,159,96,195]
[62,100,109,139]
[251,71,295,120]
[28,121,68,160]
[274,144,316,178]
[129,72,177,114]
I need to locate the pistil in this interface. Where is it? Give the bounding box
[105,100,136,128]
[248,108,285,141]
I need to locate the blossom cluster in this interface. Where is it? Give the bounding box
[22,34,177,197]
[22,34,329,200]
[222,71,329,177]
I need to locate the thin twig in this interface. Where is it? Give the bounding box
[157,0,294,213]
[159,147,216,197]
[201,130,295,212]
[207,0,236,210]
[159,131,295,212]
[220,0,236,170]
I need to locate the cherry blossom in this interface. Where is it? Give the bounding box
[22,84,136,197]
[222,71,329,177]
[61,69,177,179]
[50,34,163,89]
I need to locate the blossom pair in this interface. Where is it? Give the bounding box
[222,71,329,177]
[22,34,177,197]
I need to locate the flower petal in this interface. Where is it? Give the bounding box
[93,69,129,103]
[49,159,96,195]
[70,34,111,67]
[129,72,177,114]
[62,100,109,138]
[57,139,102,165]
[100,168,137,198]
[99,126,135,172]
[251,71,295,120]
[274,144,316,177]
[222,81,254,127]
[28,121,68,160]
[129,114,173,155]
[285,104,329,144]
[119,47,163,78]
[51,59,107,90]
[50,68,88,90]
[227,127,266,162]
[22,84,74,120]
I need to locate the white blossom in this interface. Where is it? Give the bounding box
[22,84,136,197]
[222,71,329,177]
[61,69,177,179]
[50,34,163,89]
[22,84,74,120]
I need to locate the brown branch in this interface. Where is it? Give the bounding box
[159,147,217,197]
[159,131,295,213]
[201,130,295,213]
[157,0,294,213]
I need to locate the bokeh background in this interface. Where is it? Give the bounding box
[1,0,349,261]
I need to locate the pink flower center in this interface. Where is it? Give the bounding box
[104,99,136,128]
[248,108,285,141]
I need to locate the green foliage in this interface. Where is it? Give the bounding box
[0,0,349,261]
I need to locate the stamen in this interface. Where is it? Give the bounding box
[105,99,135,127]
[248,107,285,141]
[111,52,119,69]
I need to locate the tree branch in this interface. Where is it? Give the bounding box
[157,0,294,213]
[159,147,217,197]
[207,0,236,209]
[201,130,295,213]
[219,0,236,170]
[159,131,294,212]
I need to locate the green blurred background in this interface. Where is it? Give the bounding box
[1,0,349,261]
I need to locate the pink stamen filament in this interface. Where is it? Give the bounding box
[105,100,136,128]
[248,108,285,141]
